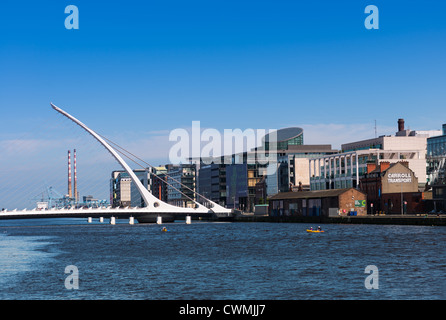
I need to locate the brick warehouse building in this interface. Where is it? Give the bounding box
[360,161,424,214]
[269,188,367,217]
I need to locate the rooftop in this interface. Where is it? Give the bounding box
[269,187,362,200]
[263,127,303,143]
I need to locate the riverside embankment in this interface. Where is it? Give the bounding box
[235,214,446,226]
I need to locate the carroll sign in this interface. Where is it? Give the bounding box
[387,173,412,183]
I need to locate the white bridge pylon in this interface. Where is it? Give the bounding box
[50,102,232,215]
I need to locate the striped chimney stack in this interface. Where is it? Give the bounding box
[68,150,72,198]
[67,149,78,201]
[74,149,78,202]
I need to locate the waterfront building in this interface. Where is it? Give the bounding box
[167,164,197,208]
[110,169,151,207]
[360,161,424,214]
[263,127,304,151]
[265,145,338,196]
[198,163,227,207]
[309,119,440,191]
[427,123,446,212]
[225,163,250,210]
[227,127,309,211]
[268,188,367,217]
[197,127,337,212]
[151,166,168,203]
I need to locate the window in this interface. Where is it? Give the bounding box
[434,188,445,197]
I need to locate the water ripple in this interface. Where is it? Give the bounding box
[0,221,445,299]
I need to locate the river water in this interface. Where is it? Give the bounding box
[0,218,444,300]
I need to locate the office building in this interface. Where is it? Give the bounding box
[197,127,337,212]
[266,145,338,196]
[427,123,446,212]
[309,119,440,191]
[167,164,197,208]
[110,169,151,207]
[151,166,168,203]
[198,163,226,207]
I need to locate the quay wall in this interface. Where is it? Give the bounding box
[235,214,446,226]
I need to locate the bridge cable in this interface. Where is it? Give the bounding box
[51,109,209,208]
[98,134,213,208]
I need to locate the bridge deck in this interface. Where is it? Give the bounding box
[0,208,232,222]
[0,208,218,221]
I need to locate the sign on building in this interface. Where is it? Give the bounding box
[387,173,412,183]
[355,200,366,207]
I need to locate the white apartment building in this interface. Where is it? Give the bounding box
[110,169,152,207]
[309,119,441,191]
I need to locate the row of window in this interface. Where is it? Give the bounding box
[311,179,354,190]
[427,136,446,157]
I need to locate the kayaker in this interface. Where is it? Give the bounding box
[317,226,322,231]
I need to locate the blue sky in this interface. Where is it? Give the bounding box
[1,0,446,208]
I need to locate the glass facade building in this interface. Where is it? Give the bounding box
[197,127,337,212]
[427,124,446,212]
[263,127,304,151]
[167,164,197,208]
[427,127,446,158]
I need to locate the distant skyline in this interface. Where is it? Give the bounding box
[1,0,445,209]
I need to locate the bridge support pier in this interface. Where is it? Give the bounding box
[186,215,191,224]
[110,216,116,225]
[88,217,92,223]
[100,217,104,223]
[129,216,134,225]
[156,216,162,224]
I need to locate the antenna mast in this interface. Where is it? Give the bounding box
[374,120,377,138]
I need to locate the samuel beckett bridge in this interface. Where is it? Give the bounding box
[0,103,233,224]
